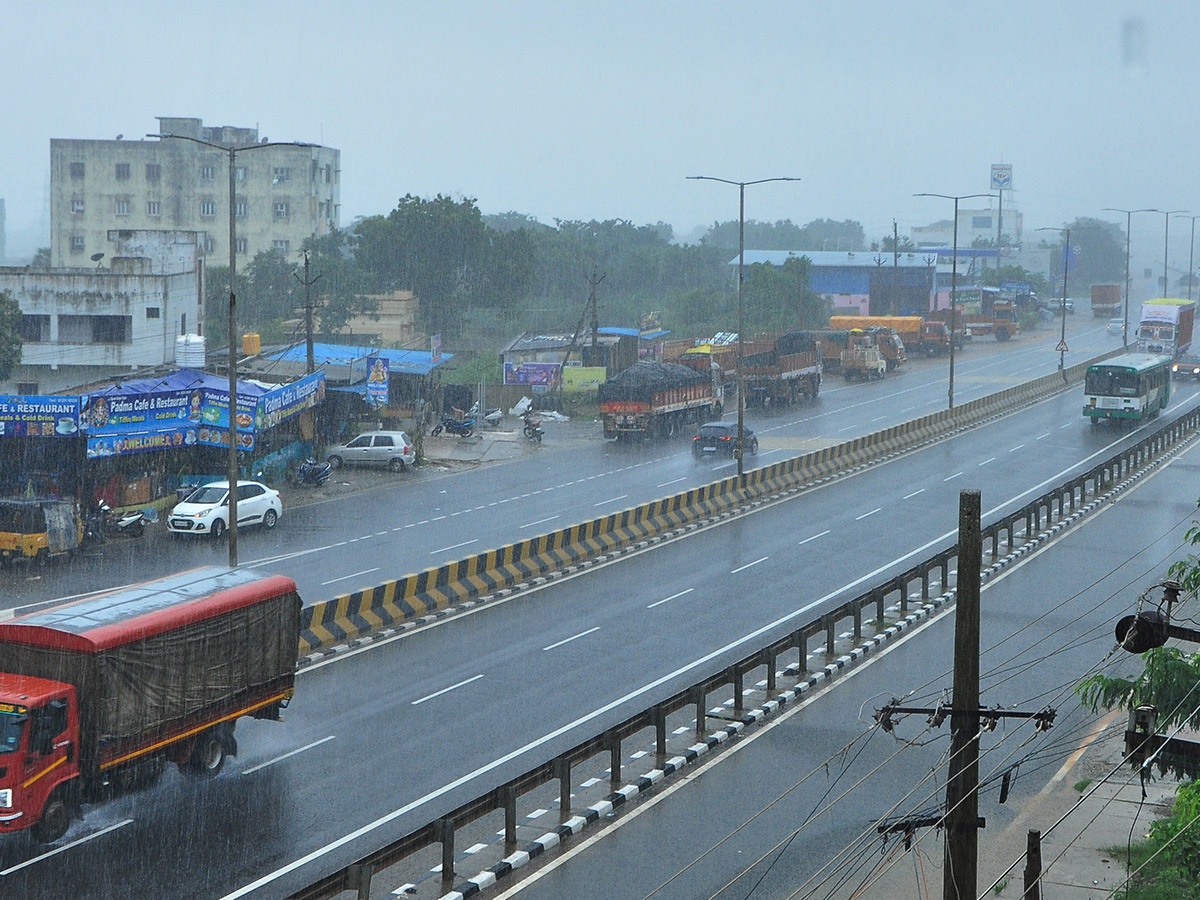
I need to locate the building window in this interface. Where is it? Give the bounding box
[235,198,248,218]
[146,200,161,216]
[146,163,161,182]
[200,200,216,218]
[272,167,292,184]
[273,201,290,219]
[71,199,85,214]
[236,237,248,253]
[203,236,216,253]
[200,164,216,181]
[272,239,291,254]
[972,216,993,229]
[58,314,132,344]
[325,163,332,184]
[115,163,131,180]
[70,162,85,178]
[70,235,85,253]
[15,382,38,395]
[234,166,247,182]
[18,315,50,343]
[146,307,161,319]
[115,199,131,216]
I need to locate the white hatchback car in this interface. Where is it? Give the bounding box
[325,431,416,472]
[167,480,282,539]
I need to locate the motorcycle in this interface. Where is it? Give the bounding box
[84,501,147,544]
[470,402,503,429]
[522,410,544,443]
[431,412,476,438]
[286,457,332,487]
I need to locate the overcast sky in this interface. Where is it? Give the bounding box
[3,1,1197,260]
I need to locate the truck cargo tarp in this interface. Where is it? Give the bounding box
[597,362,708,404]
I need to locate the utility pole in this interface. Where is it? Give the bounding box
[1023,830,1042,900]
[892,220,900,315]
[294,251,323,374]
[945,489,982,900]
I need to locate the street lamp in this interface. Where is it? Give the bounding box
[1036,227,1072,373]
[1103,208,1158,347]
[150,132,314,566]
[914,192,996,409]
[1173,213,1200,302]
[687,175,801,482]
[1158,209,1187,298]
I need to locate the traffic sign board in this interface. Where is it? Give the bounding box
[1055,339,1069,352]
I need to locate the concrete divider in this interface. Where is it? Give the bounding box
[300,350,1121,655]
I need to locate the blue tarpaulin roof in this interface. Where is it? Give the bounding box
[596,327,671,340]
[266,343,451,376]
[89,368,271,399]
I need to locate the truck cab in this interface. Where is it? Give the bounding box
[0,675,78,842]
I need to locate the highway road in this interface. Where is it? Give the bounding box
[3,315,1119,612]
[0,320,1186,900]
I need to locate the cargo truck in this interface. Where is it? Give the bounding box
[598,361,723,440]
[1137,298,1196,358]
[0,567,300,842]
[840,330,888,380]
[740,330,823,407]
[1091,284,1123,319]
[828,315,950,358]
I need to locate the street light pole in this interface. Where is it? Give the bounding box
[151,132,313,566]
[1103,208,1158,348]
[687,175,800,482]
[914,192,995,409]
[1173,214,1200,303]
[1160,209,1187,298]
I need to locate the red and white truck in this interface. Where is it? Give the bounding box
[0,567,300,842]
[598,361,723,440]
[1137,298,1196,358]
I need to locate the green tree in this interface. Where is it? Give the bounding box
[980,264,1048,295]
[0,291,23,380]
[742,257,829,332]
[300,231,377,337]
[1038,217,1125,292]
[31,247,50,266]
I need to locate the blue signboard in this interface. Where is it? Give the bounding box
[256,370,326,428]
[365,357,389,407]
[0,396,82,438]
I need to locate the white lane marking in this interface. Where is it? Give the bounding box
[978,457,996,466]
[429,539,478,555]
[855,507,882,520]
[520,515,560,529]
[320,567,380,586]
[543,627,601,651]
[594,495,629,507]
[1036,432,1050,440]
[836,425,856,433]
[871,415,887,422]
[798,530,830,545]
[944,472,963,481]
[731,556,769,574]
[1060,422,1072,429]
[903,489,925,499]
[657,477,687,487]
[648,588,694,609]
[1009,444,1025,452]
[242,736,336,775]
[411,674,484,706]
[0,819,134,875]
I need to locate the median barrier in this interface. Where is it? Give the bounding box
[300,349,1122,655]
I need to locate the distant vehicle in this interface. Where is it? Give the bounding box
[325,430,415,471]
[1107,318,1126,337]
[1091,284,1123,318]
[1083,353,1171,425]
[1172,353,1200,381]
[168,480,282,538]
[692,421,757,460]
[1137,298,1196,358]
[1060,299,1075,314]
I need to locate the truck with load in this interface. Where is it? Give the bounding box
[598,361,723,440]
[839,330,888,380]
[968,289,1021,341]
[1091,284,1123,319]
[0,566,301,842]
[1137,298,1196,358]
[828,315,951,358]
[740,330,823,407]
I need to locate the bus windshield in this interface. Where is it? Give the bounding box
[1085,369,1139,397]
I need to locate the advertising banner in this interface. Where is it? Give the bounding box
[0,396,82,438]
[503,361,561,387]
[365,357,389,407]
[257,371,326,428]
[562,366,607,393]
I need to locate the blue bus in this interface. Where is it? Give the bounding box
[1083,353,1172,425]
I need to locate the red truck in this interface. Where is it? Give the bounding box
[598,361,723,440]
[740,330,823,407]
[0,567,300,842]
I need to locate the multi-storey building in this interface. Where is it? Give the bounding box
[50,117,339,267]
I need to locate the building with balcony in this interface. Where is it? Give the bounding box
[50,117,340,267]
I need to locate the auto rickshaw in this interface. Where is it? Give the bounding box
[0,498,81,567]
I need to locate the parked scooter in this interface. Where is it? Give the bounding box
[470,402,503,428]
[84,501,147,544]
[431,412,476,438]
[522,409,544,443]
[286,457,333,487]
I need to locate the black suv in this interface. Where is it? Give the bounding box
[692,421,758,460]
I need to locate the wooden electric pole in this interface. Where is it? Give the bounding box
[295,251,322,375]
[944,489,982,900]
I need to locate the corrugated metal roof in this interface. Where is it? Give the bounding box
[732,250,939,269]
[266,343,451,376]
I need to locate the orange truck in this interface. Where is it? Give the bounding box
[0,567,300,842]
[829,315,951,358]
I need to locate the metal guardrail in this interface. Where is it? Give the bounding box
[287,398,1200,899]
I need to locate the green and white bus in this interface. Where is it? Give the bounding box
[1083,353,1172,425]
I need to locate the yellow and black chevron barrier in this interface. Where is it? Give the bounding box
[299,351,1117,654]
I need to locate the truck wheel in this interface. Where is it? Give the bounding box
[31,791,71,844]
[187,729,227,777]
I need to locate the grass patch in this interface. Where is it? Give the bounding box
[1073,778,1092,793]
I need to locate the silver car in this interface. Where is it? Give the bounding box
[325,431,415,472]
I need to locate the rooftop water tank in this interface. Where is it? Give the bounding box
[176,333,206,368]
